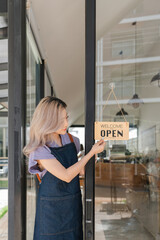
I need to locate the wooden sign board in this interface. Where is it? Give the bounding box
[94,122,129,140]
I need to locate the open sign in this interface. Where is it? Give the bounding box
[94,122,129,140]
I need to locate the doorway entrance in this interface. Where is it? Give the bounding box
[85,0,160,239]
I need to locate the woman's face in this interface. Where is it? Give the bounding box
[56,108,69,135]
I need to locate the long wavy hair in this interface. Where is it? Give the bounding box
[23,96,67,157]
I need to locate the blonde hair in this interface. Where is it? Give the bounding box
[23,96,67,157]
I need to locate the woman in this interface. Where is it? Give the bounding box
[23,96,105,240]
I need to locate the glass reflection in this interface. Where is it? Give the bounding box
[26,20,41,240]
[96,0,160,239]
[0,10,8,240]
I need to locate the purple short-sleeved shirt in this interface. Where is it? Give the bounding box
[29,133,80,178]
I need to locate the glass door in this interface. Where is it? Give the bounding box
[94,0,160,239]
[26,19,42,240]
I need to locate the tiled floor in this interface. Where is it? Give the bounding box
[0,212,7,240]
[0,188,36,240]
[95,209,155,240]
[0,187,159,240]
[0,190,8,212]
[95,185,159,240]
[1,211,155,240]
[101,218,154,240]
[0,189,8,240]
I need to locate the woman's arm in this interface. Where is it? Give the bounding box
[79,167,85,176]
[78,151,85,176]
[38,140,105,183]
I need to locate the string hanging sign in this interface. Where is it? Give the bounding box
[95,84,129,140]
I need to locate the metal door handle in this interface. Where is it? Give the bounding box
[86,198,92,224]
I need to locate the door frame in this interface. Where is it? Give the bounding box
[85,0,96,239]
[8,0,26,239]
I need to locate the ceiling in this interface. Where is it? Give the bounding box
[29,0,142,125]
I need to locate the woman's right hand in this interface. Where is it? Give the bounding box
[91,139,106,155]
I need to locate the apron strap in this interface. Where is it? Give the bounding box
[36,133,74,184]
[36,173,42,184]
[68,133,74,143]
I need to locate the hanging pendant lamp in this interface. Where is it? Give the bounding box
[128,93,144,109]
[128,22,144,109]
[116,107,128,116]
[116,51,128,116]
[150,72,160,87]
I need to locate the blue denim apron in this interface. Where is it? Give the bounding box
[34,138,83,240]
